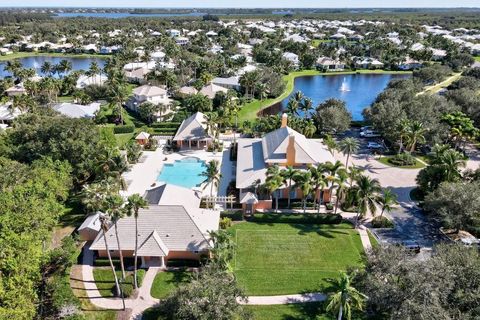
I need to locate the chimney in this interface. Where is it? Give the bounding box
[281,113,288,128]
[286,134,296,166]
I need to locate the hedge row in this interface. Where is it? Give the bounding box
[249,213,343,224]
[113,125,135,134]
[150,122,181,128]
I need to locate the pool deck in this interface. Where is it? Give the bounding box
[121,141,233,206]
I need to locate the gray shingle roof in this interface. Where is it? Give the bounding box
[144,183,201,208]
[90,205,212,255]
[173,112,211,141]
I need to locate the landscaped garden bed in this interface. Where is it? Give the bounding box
[230,221,364,295]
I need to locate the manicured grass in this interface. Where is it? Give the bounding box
[92,268,145,298]
[246,302,332,320]
[231,221,364,295]
[377,156,425,169]
[418,72,462,95]
[474,56,480,62]
[237,69,412,122]
[367,229,379,249]
[57,95,74,102]
[0,51,109,61]
[70,265,117,320]
[150,270,191,299]
[115,133,134,149]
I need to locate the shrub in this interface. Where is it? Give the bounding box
[219,217,232,229]
[221,210,243,221]
[150,122,181,129]
[371,216,394,228]
[250,213,342,224]
[388,152,416,166]
[113,125,135,134]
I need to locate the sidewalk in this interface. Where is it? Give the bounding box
[240,292,327,305]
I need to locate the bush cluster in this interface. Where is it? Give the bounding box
[388,152,416,166]
[113,125,135,134]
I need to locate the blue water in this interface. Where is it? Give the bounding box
[55,12,208,18]
[0,56,106,79]
[265,73,410,121]
[157,158,207,189]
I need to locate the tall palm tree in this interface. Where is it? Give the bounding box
[286,97,299,116]
[105,194,127,280]
[41,61,53,77]
[89,61,101,85]
[347,166,364,188]
[303,120,317,138]
[266,165,283,212]
[309,164,327,213]
[323,134,337,157]
[338,138,360,167]
[355,175,381,226]
[378,188,398,219]
[300,97,313,119]
[99,214,122,297]
[334,170,349,214]
[439,149,467,182]
[405,121,427,153]
[326,272,367,320]
[281,166,299,209]
[293,171,313,214]
[201,160,222,198]
[126,194,149,289]
[397,118,410,153]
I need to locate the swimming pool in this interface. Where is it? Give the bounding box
[157,157,207,189]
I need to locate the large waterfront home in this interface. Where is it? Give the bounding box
[236,114,335,213]
[89,184,220,268]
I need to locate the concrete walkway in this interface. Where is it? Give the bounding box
[241,292,327,305]
[79,244,160,319]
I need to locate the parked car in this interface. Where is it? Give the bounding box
[367,142,384,149]
[360,130,381,138]
[400,240,421,253]
[360,125,373,132]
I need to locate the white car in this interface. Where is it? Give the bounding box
[367,142,384,149]
[360,130,381,138]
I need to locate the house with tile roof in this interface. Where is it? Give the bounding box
[89,184,220,268]
[173,112,213,149]
[236,113,335,213]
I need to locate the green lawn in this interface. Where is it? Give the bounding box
[474,56,480,62]
[231,222,364,295]
[377,156,425,169]
[115,133,134,149]
[0,51,109,61]
[367,229,379,249]
[237,69,412,122]
[92,268,145,298]
[150,270,191,299]
[247,302,333,320]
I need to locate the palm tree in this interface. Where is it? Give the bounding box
[334,170,349,214]
[323,134,337,157]
[355,175,381,226]
[41,61,53,77]
[338,138,360,167]
[310,165,328,213]
[397,118,410,153]
[126,194,148,289]
[201,160,222,198]
[89,61,101,85]
[281,166,299,209]
[378,188,398,219]
[347,166,364,188]
[204,111,220,140]
[286,97,299,116]
[439,149,467,182]
[99,214,122,297]
[266,165,283,212]
[405,121,427,153]
[303,120,317,138]
[326,272,367,320]
[293,171,313,214]
[300,97,313,119]
[106,194,127,280]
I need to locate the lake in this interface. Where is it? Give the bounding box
[55,12,208,18]
[261,73,411,121]
[0,56,107,78]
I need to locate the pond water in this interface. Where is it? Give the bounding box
[262,73,411,121]
[55,12,208,18]
[0,56,107,78]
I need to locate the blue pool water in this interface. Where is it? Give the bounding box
[157,157,207,189]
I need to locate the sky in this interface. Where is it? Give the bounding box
[0,0,479,8]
